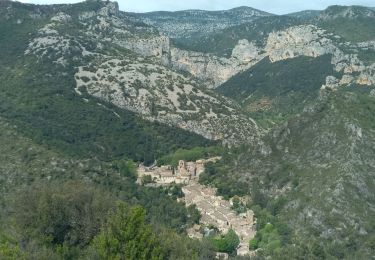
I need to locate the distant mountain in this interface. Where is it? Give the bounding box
[316,5,375,42]
[173,15,301,57]
[130,6,273,39]
[318,5,375,20]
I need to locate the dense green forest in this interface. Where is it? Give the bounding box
[0,114,220,259]
[217,55,337,128]
[199,89,375,259]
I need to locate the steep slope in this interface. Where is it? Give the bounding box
[201,88,375,258]
[217,55,336,127]
[0,113,215,259]
[214,23,375,129]
[316,5,375,42]
[251,89,375,258]
[131,7,272,40]
[0,0,261,149]
[0,1,218,163]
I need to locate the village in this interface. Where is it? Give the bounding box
[137,158,256,257]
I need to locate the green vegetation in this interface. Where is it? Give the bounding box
[0,4,214,165]
[217,55,337,128]
[0,235,25,260]
[174,16,300,57]
[200,89,375,259]
[319,17,375,42]
[200,159,250,199]
[316,6,375,42]
[231,196,247,214]
[1,174,215,259]
[157,146,223,167]
[248,206,289,255]
[209,229,240,254]
[358,49,375,66]
[92,203,164,260]
[141,175,154,185]
[0,113,215,258]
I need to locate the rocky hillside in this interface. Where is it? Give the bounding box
[217,55,336,128]
[318,5,375,20]
[207,88,375,258]
[316,5,375,42]
[188,18,374,129]
[130,7,272,39]
[0,0,227,163]
[1,0,262,146]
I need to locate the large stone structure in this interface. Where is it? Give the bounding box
[136,158,212,185]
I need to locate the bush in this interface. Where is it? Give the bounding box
[117,160,137,180]
[141,175,154,185]
[249,238,259,250]
[210,229,240,254]
[0,239,25,260]
[92,202,164,260]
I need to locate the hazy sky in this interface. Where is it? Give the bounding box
[17,0,375,14]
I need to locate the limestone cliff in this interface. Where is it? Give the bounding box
[169,44,266,88]
[265,25,375,88]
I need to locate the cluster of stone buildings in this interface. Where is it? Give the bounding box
[137,159,207,185]
[136,156,255,256]
[182,183,256,256]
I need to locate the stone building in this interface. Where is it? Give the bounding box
[137,159,209,185]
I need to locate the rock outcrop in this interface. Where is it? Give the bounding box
[265,25,375,87]
[266,25,336,62]
[169,45,266,88]
[231,39,260,62]
[74,58,261,144]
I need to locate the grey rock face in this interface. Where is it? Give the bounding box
[265,25,375,87]
[266,25,336,62]
[98,1,119,16]
[169,46,266,89]
[231,39,260,62]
